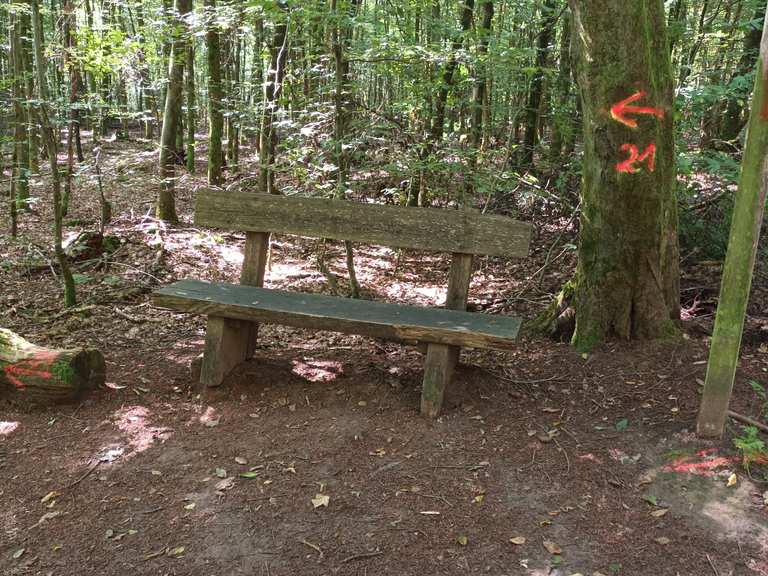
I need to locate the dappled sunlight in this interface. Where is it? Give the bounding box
[0,421,19,436]
[291,358,343,383]
[112,405,172,458]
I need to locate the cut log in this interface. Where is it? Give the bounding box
[0,328,105,404]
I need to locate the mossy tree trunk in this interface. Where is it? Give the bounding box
[568,0,680,351]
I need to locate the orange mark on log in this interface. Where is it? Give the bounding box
[3,359,54,390]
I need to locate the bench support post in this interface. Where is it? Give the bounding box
[241,231,270,357]
[420,253,474,417]
[200,316,250,387]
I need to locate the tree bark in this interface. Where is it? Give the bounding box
[0,329,105,404]
[569,0,680,351]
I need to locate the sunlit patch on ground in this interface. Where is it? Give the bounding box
[0,421,19,436]
[291,358,344,383]
[112,406,172,457]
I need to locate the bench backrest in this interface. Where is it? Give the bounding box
[195,190,532,258]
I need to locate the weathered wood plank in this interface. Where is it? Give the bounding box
[200,316,250,388]
[421,253,474,417]
[153,280,522,350]
[195,190,532,257]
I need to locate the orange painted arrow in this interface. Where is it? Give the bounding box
[610,91,664,128]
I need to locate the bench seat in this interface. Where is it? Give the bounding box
[154,279,522,350]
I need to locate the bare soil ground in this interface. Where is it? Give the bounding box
[2,138,768,576]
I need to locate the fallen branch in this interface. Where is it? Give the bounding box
[727,410,768,434]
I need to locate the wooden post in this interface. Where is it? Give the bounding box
[697,15,768,438]
[199,316,250,387]
[241,231,270,357]
[421,253,474,417]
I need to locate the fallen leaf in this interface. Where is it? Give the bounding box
[41,491,59,504]
[12,549,25,560]
[457,535,468,546]
[235,457,247,465]
[727,473,737,487]
[151,470,162,476]
[473,494,485,503]
[651,508,669,518]
[642,494,658,506]
[655,537,671,545]
[215,477,235,491]
[215,468,227,478]
[510,536,526,545]
[239,471,259,479]
[312,493,330,508]
[184,503,196,510]
[543,540,562,554]
[615,419,629,431]
[167,546,185,557]
[30,510,62,529]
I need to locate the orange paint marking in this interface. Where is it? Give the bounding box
[662,450,739,476]
[610,91,665,128]
[616,143,656,173]
[2,352,58,390]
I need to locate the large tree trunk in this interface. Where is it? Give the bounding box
[569,0,680,351]
[0,329,105,403]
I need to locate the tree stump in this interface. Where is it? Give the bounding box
[0,328,105,404]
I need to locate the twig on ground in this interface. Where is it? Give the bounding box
[65,460,100,489]
[706,553,720,576]
[298,538,323,559]
[727,410,768,434]
[341,550,384,564]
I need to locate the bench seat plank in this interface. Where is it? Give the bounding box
[154,279,522,350]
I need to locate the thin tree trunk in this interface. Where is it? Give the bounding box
[186,40,196,173]
[206,0,224,185]
[30,0,76,307]
[521,0,558,167]
[259,0,288,195]
[157,0,192,221]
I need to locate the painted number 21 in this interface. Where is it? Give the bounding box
[616,143,655,174]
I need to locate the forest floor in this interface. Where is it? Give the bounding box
[2,135,768,576]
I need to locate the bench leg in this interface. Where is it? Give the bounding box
[199,316,250,388]
[420,344,460,418]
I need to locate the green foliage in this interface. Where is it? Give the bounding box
[748,380,768,421]
[732,426,766,471]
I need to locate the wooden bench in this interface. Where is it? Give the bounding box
[152,190,532,417]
